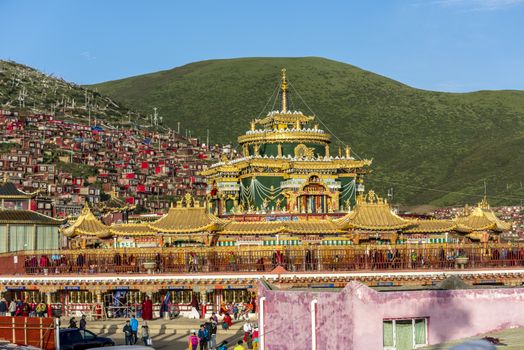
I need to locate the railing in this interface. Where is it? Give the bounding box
[2,243,524,275]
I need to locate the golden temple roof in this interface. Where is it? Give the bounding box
[254,112,314,128]
[61,203,111,238]
[110,223,156,236]
[404,219,456,233]
[334,191,411,230]
[98,190,136,212]
[201,156,372,177]
[148,194,227,234]
[222,220,341,235]
[454,197,511,233]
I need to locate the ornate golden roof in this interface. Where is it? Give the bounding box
[110,223,156,236]
[98,190,136,212]
[404,219,456,233]
[221,220,341,235]
[255,112,314,128]
[61,203,111,238]
[454,197,511,233]
[238,130,331,145]
[334,190,411,230]
[148,194,228,234]
[201,157,372,177]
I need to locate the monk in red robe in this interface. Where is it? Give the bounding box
[141,296,153,320]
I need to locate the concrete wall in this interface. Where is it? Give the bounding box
[259,281,524,349]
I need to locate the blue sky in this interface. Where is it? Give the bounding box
[1,0,523,92]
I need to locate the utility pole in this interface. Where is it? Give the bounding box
[153,107,158,127]
[177,122,180,134]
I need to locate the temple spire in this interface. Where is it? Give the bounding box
[281,68,288,112]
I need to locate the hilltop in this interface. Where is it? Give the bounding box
[90,57,524,206]
[0,60,141,124]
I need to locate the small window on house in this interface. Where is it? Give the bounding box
[383,318,427,350]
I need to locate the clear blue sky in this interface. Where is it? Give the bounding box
[1,0,523,92]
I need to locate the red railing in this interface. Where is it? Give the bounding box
[1,244,524,276]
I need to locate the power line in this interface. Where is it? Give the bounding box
[370,176,524,203]
[287,80,364,161]
[257,82,281,119]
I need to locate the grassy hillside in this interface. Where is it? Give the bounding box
[90,57,524,206]
[0,60,141,124]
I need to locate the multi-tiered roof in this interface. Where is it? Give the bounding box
[202,69,371,215]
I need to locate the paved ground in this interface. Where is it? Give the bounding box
[72,317,251,350]
[421,327,524,350]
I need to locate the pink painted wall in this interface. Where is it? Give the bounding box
[259,281,524,349]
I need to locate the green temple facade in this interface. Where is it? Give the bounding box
[202,69,371,216]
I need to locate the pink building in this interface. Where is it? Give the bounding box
[258,279,524,350]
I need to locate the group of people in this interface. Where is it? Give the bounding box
[0,298,48,317]
[68,315,87,329]
[123,315,151,346]
[186,311,259,350]
[219,301,255,326]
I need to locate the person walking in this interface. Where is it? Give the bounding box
[141,322,150,346]
[8,299,17,316]
[0,297,7,316]
[243,321,253,349]
[130,314,139,344]
[123,320,133,345]
[69,317,77,328]
[198,324,209,350]
[188,330,199,350]
[208,317,217,350]
[141,296,153,321]
[79,315,87,330]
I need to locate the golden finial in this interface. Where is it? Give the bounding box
[478,196,490,210]
[345,145,351,158]
[184,193,193,207]
[281,68,288,113]
[82,202,91,214]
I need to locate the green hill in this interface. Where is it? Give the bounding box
[0,60,141,124]
[90,57,524,206]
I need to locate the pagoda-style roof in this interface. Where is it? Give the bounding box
[97,190,136,213]
[201,155,372,177]
[148,194,227,234]
[255,111,314,128]
[404,219,456,233]
[222,220,341,235]
[61,203,111,238]
[0,210,64,225]
[110,223,156,236]
[454,198,511,233]
[334,191,411,231]
[0,180,37,199]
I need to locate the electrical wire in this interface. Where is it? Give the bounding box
[257,82,281,120]
[370,176,524,203]
[288,80,364,161]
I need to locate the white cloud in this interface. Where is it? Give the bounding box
[80,51,96,61]
[432,0,524,11]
